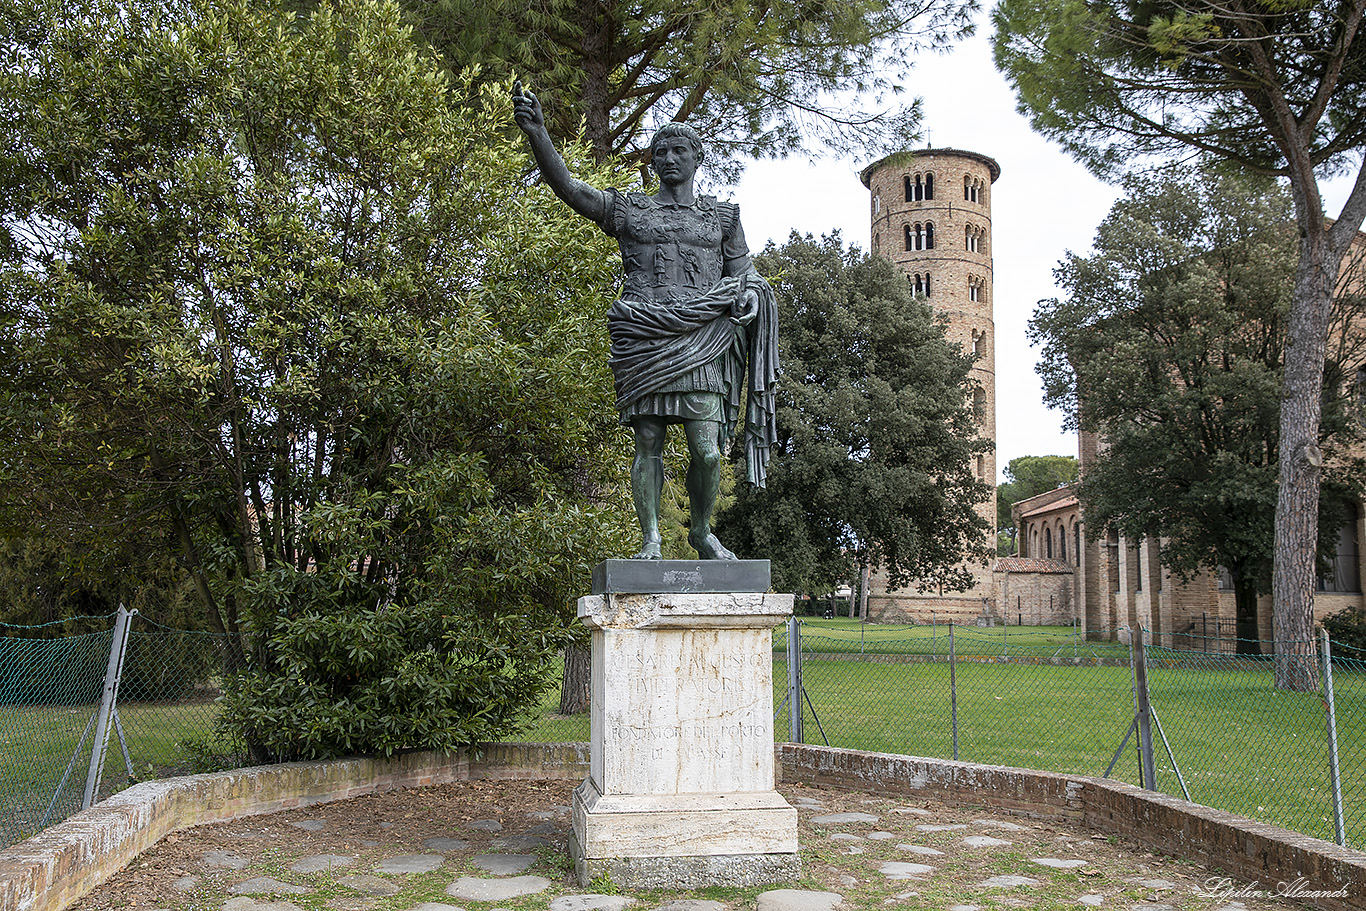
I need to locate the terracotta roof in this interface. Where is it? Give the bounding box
[993,557,1074,574]
[1018,495,1078,519]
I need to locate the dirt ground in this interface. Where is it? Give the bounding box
[70,778,1325,911]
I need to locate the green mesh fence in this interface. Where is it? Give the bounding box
[769,621,1363,850]
[0,614,231,849]
[1140,639,1356,846]
[0,623,116,847]
[1328,645,1366,849]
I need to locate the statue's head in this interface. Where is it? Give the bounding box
[650,122,705,166]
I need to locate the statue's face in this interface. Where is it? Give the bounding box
[651,138,700,187]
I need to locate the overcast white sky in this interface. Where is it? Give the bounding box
[720,24,1359,483]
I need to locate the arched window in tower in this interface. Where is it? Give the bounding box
[873,195,881,214]
[972,386,985,417]
[964,175,971,201]
[924,173,934,199]
[968,277,981,302]
[914,175,923,200]
[925,222,935,249]
[904,224,913,251]
[971,331,982,356]
[912,223,924,250]
[872,232,880,255]
[913,273,925,297]
[924,273,931,297]
[904,175,913,202]
[976,455,984,479]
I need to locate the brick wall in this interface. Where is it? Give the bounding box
[0,743,589,911]
[778,744,1366,911]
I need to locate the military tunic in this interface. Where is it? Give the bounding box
[597,189,752,424]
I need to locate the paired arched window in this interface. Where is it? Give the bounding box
[968,276,984,302]
[964,175,984,203]
[903,172,935,201]
[965,224,984,253]
[903,222,935,251]
[909,272,931,298]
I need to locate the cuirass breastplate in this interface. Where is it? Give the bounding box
[616,194,726,304]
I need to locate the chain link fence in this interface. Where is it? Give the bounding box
[0,609,229,849]
[771,619,1364,850]
[9,610,1363,856]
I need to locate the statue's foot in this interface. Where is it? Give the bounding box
[632,540,663,560]
[690,529,737,561]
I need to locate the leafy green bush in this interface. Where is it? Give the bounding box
[1322,605,1366,660]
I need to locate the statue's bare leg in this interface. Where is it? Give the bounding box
[684,418,736,560]
[630,418,666,559]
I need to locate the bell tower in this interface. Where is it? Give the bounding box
[860,148,1000,620]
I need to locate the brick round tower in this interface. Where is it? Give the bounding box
[859,148,1001,621]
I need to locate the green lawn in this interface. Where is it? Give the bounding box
[521,632,1366,850]
[788,618,1116,658]
[0,698,221,847]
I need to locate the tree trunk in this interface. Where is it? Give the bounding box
[559,642,591,715]
[1232,574,1262,657]
[1271,229,1335,690]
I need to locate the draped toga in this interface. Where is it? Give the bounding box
[596,189,779,486]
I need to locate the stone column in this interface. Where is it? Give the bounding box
[569,560,799,888]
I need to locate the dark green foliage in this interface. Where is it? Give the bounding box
[1030,166,1364,601]
[991,0,1366,182]
[717,233,992,596]
[407,0,977,175]
[0,0,634,759]
[1322,605,1366,660]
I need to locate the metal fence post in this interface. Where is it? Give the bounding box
[949,621,959,761]
[83,605,134,810]
[787,615,803,744]
[1129,626,1157,790]
[1320,628,1346,846]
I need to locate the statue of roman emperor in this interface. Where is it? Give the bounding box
[514,83,778,561]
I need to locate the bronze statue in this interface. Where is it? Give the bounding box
[513,83,778,560]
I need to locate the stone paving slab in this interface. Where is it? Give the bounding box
[447,874,553,901]
[61,779,1314,911]
[473,853,537,875]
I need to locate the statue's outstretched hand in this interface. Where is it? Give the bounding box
[513,81,544,134]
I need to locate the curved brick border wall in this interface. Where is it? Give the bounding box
[778,744,1366,911]
[3,742,1363,911]
[0,743,589,911]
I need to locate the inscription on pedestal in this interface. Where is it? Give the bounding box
[572,583,798,888]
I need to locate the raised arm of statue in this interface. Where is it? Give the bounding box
[513,82,608,224]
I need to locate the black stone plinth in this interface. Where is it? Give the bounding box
[591,559,770,594]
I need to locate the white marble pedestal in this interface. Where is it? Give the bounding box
[569,572,799,888]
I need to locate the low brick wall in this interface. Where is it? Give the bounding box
[779,744,1366,911]
[0,743,588,911]
[7,742,1363,911]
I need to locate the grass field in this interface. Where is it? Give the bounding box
[520,622,1366,850]
[6,618,1363,853]
[0,698,220,847]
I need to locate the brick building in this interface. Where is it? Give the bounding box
[1010,230,1366,648]
[857,148,999,623]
